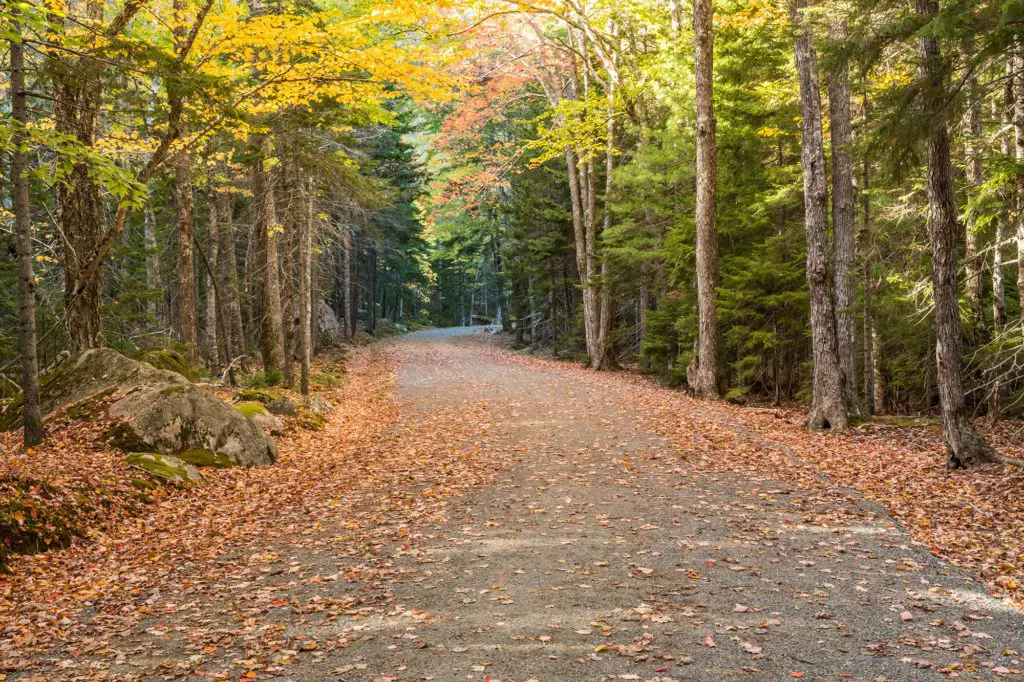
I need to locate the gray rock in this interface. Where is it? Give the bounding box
[267,396,298,416]
[317,300,346,347]
[236,402,284,436]
[306,395,335,416]
[27,348,277,467]
[126,452,207,486]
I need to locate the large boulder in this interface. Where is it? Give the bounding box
[10,348,277,467]
[317,300,346,347]
[235,402,284,436]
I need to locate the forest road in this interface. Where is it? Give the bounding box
[23,327,1023,682]
[350,327,1024,681]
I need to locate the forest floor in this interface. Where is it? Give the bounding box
[2,327,1024,681]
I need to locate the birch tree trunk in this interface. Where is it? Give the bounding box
[828,19,858,411]
[916,0,994,467]
[792,0,848,430]
[692,0,720,398]
[10,10,43,446]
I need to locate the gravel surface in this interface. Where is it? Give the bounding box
[11,327,1023,681]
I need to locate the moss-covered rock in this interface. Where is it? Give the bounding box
[138,349,204,382]
[235,401,270,418]
[1,348,278,466]
[233,388,280,404]
[236,402,284,435]
[267,396,298,416]
[306,395,334,416]
[126,452,207,486]
[175,448,237,468]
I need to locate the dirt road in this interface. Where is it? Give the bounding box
[6,328,1023,681]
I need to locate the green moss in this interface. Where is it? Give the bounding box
[158,384,188,397]
[176,448,236,468]
[235,402,269,418]
[138,349,203,382]
[126,452,207,486]
[234,388,279,404]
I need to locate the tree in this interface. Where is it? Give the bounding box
[8,6,43,447]
[828,19,857,411]
[792,0,848,430]
[915,0,994,468]
[691,0,720,399]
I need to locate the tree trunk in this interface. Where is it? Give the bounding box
[205,190,220,367]
[1015,48,1024,335]
[255,138,285,377]
[55,72,106,351]
[792,0,848,430]
[299,178,313,395]
[995,65,1012,332]
[861,141,875,417]
[828,19,858,411]
[964,53,984,327]
[692,0,720,398]
[215,185,246,358]
[280,159,297,388]
[10,11,43,446]
[916,0,994,467]
[144,194,162,324]
[367,247,377,334]
[342,226,355,340]
[174,141,198,362]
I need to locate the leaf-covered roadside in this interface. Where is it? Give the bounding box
[479,341,1024,608]
[0,346,500,676]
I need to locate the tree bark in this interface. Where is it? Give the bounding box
[1015,48,1024,335]
[828,19,858,411]
[280,158,297,388]
[963,52,985,327]
[792,0,848,430]
[205,188,221,366]
[144,194,162,324]
[54,35,106,352]
[342,225,355,340]
[861,136,875,417]
[215,184,246,358]
[299,178,313,395]
[10,10,43,446]
[692,0,720,398]
[995,64,1012,332]
[255,138,285,377]
[916,0,994,467]
[172,0,198,362]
